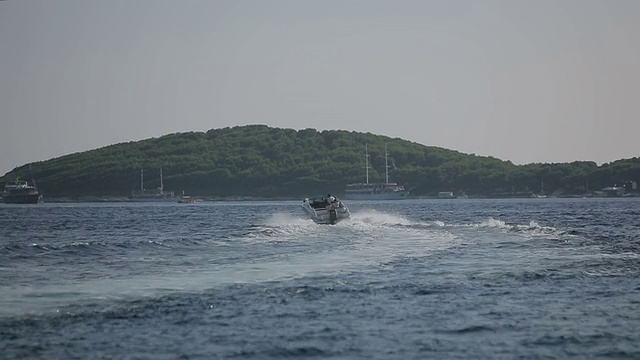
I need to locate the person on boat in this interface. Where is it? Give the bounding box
[327,194,340,209]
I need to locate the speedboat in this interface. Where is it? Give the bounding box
[301,195,351,224]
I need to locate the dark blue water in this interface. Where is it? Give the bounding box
[1,198,639,359]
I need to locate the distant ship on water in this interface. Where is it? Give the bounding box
[129,167,177,202]
[3,178,42,204]
[343,144,411,200]
[2,166,42,204]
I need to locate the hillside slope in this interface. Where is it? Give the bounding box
[1,125,638,198]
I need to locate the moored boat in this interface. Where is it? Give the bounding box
[3,178,42,204]
[178,195,196,204]
[302,195,351,224]
[129,167,178,202]
[344,144,411,200]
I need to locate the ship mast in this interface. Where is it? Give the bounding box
[159,167,164,191]
[385,144,389,184]
[365,144,370,184]
[140,168,144,192]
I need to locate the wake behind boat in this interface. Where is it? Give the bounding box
[302,195,351,225]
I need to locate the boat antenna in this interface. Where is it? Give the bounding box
[140,168,144,192]
[365,144,369,184]
[385,143,389,184]
[29,164,37,189]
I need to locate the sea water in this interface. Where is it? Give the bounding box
[0,198,639,359]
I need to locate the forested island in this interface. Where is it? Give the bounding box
[1,125,639,200]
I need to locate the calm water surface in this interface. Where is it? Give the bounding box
[1,198,639,359]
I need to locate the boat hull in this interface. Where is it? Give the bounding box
[129,196,179,202]
[343,191,410,200]
[178,196,197,204]
[2,193,41,204]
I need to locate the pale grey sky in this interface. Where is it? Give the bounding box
[1,0,639,175]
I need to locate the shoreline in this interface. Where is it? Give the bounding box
[6,193,637,204]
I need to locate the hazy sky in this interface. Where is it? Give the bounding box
[1,0,639,175]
